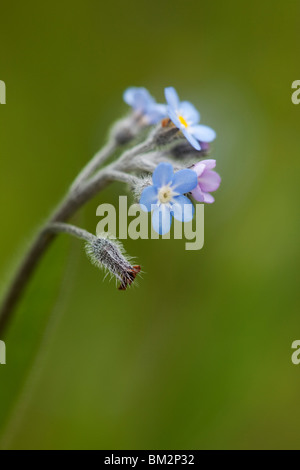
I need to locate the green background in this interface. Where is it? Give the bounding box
[0,0,299,450]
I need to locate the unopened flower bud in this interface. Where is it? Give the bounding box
[86,236,141,290]
[110,116,140,145]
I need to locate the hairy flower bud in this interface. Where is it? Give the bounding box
[85,236,141,290]
[110,116,140,145]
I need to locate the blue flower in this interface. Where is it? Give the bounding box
[139,162,198,235]
[124,87,167,124]
[165,87,216,151]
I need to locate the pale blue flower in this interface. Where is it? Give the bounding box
[191,160,221,203]
[124,87,167,124]
[139,162,197,235]
[165,87,216,151]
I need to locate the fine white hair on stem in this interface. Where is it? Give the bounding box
[71,140,117,191]
[131,175,153,201]
[46,222,96,243]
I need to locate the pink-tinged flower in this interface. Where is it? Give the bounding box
[191,160,221,203]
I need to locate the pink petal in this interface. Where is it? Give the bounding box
[200,159,216,170]
[191,186,205,202]
[193,162,206,177]
[202,192,215,204]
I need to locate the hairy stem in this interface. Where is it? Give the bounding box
[46,223,96,243]
[71,140,117,191]
[0,229,56,336]
[0,165,133,335]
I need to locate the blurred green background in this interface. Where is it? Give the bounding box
[0,0,299,450]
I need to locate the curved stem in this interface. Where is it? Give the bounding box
[46,223,96,243]
[0,123,170,335]
[0,229,56,335]
[0,166,123,335]
[70,114,153,191]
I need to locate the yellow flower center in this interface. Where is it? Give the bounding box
[178,115,188,128]
[158,185,174,204]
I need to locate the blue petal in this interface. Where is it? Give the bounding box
[165,87,180,110]
[152,204,172,235]
[123,87,154,112]
[171,195,195,222]
[139,186,158,212]
[179,101,200,125]
[182,128,201,150]
[171,168,198,194]
[167,107,182,129]
[152,162,174,188]
[189,125,216,143]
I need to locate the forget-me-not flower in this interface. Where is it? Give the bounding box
[124,87,167,124]
[139,162,198,235]
[165,87,216,151]
[191,160,221,203]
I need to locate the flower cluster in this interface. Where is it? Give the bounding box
[44,86,221,290]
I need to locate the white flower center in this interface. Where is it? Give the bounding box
[158,185,174,204]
